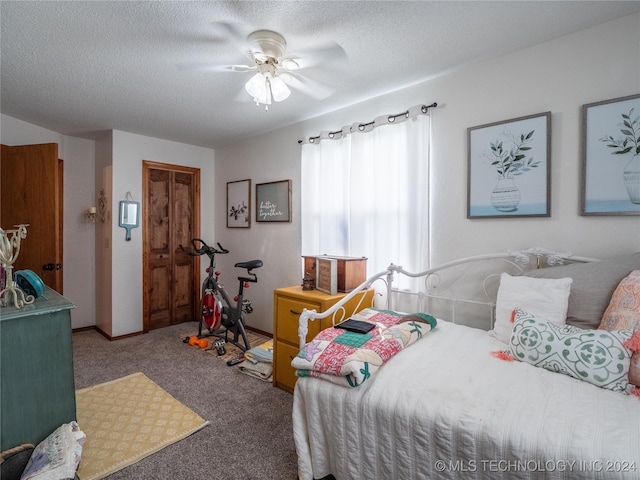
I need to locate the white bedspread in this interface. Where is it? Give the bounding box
[292,321,640,480]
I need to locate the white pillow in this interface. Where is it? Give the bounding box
[491,273,572,343]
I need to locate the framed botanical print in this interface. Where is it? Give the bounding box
[467,112,551,219]
[227,179,251,228]
[581,94,640,216]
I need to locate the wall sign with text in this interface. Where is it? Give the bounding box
[256,179,292,222]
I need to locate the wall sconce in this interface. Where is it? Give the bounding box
[85,206,97,223]
[98,189,108,223]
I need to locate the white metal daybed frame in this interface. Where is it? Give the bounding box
[296,247,598,350]
[291,248,640,480]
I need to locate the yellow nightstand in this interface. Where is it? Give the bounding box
[273,286,374,393]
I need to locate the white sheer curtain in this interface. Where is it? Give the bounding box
[301,107,431,292]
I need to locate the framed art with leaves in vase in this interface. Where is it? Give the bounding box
[467,112,551,219]
[581,93,640,216]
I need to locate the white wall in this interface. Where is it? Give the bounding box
[108,131,215,337]
[0,120,216,336]
[215,13,640,334]
[214,133,302,334]
[1,114,96,329]
[94,132,113,335]
[2,14,638,336]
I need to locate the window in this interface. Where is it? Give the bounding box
[301,107,432,292]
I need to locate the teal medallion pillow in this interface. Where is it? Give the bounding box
[509,308,634,393]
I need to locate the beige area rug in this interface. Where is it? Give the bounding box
[75,372,209,480]
[183,329,271,363]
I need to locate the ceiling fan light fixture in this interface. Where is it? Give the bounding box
[245,73,273,109]
[184,26,341,111]
[244,68,290,109]
[245,72,267,100]
[270,76,291,102]
[247,30,287,59]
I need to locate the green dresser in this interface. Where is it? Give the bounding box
[1,287,76,451]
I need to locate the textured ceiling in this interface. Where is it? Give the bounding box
[2,1,639,149]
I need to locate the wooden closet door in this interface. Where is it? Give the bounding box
[143,162,200,331]
[147,168,172,329]
[172,172,196,324]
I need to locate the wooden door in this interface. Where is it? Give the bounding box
[0,144,63,292]
[142,161,200,331]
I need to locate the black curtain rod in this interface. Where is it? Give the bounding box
[298,102,437,144]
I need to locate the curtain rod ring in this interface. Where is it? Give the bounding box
[299,102,437,144]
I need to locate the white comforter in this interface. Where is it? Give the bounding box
[292,321,640,480]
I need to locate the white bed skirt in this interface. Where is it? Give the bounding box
[293,321,640,480]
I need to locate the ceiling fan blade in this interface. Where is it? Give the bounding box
[280,42,347,70]
[177,62,256,73]
[224,64,257,72]
[210,22,251,51]
[282,72,335,100]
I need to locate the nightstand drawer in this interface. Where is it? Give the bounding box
[274,340,300,392]
[275,297,322,345]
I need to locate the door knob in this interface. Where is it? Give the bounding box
[42,263,62,271]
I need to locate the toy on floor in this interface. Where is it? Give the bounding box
[184,335,209,349]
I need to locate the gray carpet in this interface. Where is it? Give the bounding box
[72,322,298,480]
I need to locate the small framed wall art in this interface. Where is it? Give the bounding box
[580,93,640,216]
[256,179,292,222]
[467,112,551,219]
[227,179,251,228]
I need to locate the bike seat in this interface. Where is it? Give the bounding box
[235,259,263,270]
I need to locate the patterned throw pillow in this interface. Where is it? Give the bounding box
[492,273,573,344]
[509,308,634,393]
[598,270,640,387]
[631,355,640,388]
[20,422,85,480]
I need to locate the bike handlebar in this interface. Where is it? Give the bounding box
[180,238,229,257]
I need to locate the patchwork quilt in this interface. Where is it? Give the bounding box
[292,308,437,387]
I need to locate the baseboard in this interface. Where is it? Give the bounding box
[71,325,143,341]
[245,325,272,338]
[72,323,271,341]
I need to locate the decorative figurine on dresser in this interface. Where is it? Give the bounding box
[0,224,34,308]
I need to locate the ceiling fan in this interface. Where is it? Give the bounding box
[181,24,347,110]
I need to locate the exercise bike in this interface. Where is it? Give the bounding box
[182,238,263,353]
